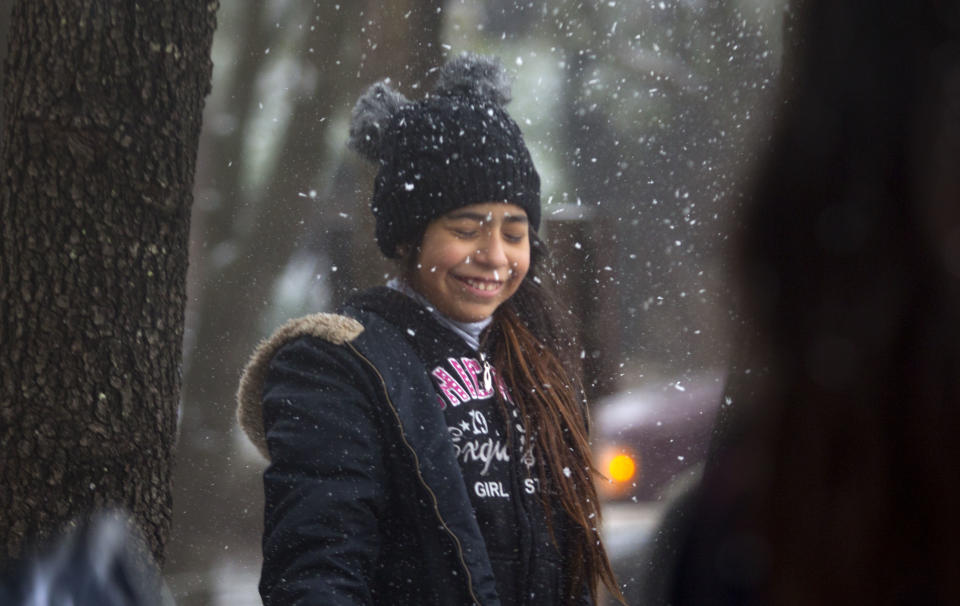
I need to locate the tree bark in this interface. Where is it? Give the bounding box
[0,0,217,564]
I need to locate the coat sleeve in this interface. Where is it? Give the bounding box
[259,335,388,606]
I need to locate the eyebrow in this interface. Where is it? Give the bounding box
[445,211,529,224]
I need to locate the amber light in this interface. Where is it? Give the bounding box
[596,446,640,498]
[608,454,636,483]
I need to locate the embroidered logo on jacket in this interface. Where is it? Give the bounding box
[430,357,512,408]
[429,355,537,499]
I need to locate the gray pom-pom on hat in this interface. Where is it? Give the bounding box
[348,81,410,162]
[433,52,512,106]
[347,54,541,258]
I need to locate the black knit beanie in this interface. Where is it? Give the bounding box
[348,53,541,258]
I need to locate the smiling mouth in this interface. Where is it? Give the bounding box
[455,276,503,292]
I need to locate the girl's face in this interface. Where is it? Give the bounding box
[410,202,531,322]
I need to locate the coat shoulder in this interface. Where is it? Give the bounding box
[236,313,365,459]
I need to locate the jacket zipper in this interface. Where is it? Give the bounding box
[347,343,482,606]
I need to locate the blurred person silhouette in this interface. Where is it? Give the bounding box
[631,1,960,605]
[0,511,163,606]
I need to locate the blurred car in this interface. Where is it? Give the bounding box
[592,371,726,503]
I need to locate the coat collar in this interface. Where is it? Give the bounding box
[236,312,364,459]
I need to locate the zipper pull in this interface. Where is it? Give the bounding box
[480,352,492,393]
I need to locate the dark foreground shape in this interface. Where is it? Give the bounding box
[632,1,960,605]
[0,512,162,606]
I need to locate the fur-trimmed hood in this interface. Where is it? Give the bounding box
[236,312,364,459]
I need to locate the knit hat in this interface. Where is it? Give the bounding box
[348,53,541,258]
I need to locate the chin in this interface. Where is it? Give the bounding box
[448,304,497,323]
[453,310,492,323]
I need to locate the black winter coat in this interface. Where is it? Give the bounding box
[237,289,587,606]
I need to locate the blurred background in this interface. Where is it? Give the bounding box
[165,0,786,602]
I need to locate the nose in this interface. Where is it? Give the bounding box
[474,232,509,269]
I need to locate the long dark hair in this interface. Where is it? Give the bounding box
[489,232,623,605]
[401,229,622,604]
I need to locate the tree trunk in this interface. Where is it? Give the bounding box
[0,0,217,564]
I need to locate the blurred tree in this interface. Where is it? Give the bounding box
[165,1,442,601]
[0,0,217,564]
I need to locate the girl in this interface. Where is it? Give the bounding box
[237,53,621,606]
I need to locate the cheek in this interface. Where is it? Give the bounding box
[437,248,471,272]
[510,251,531,281]
[418,242,469,275]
